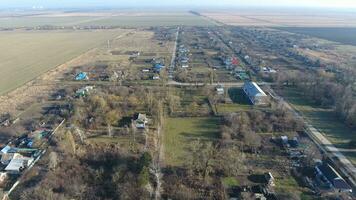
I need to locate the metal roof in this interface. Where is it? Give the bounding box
[243,82,267,97]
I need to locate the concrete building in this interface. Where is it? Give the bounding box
[243,82,268,105]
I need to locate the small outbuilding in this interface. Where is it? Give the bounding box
[216,86,224,95]
[134,113,148,129]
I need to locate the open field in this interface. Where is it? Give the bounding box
[0,29,127,95]
[0,12,215,28]
[278,87,356,164]
[202,11,356,27]
[277,27,356,46]
[163,117,220,166]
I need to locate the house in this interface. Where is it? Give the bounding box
[264,172,275,187]
[243,82,268,105]
[75,86,94,97]
[153,63,165,73]
[134,113,148,129]
[75,72,89,81]
[315,163,352,193]
[1,146,11,154]
[5,153,34,174]
[181,64,189,68]
[216,86,224,95]
[262,67,277,73]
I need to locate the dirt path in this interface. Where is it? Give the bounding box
[149,126,163,200]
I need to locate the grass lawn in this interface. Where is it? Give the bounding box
[222,177,240,187]
[215,87,252,114]
[279,87,356,164]
[216,103,252,114]
[228,87,251,104]
[164,117,220,166]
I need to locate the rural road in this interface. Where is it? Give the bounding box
[267,87,356,188]
[167,80,244,87]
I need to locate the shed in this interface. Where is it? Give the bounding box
[134,113,148,129]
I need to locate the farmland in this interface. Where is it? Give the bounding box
[0,29,128,95]
[276,27,356,45]
[202,10,356,27]
[0,12,215,28]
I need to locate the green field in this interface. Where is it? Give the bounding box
[0,29,127,95]
[164,117,220,166]
[279,87,356,164]
[0,13,215,28]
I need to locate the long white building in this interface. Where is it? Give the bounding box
[243,81,268,105]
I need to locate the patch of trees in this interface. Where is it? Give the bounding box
[223,108,303,137]
[221,108,303,151]
[163,140,245,199]
[71,86,157,130]
[19,145,153,200]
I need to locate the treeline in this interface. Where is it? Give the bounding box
[276,70,356,128]
[222,107,303,139]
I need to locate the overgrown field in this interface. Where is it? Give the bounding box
[0,29,128,95]
[277,27,356,46]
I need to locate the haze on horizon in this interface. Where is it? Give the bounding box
[1,0,356,9]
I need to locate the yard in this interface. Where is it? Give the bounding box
[163,117,220,166]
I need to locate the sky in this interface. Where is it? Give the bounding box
[1,0,356,9]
